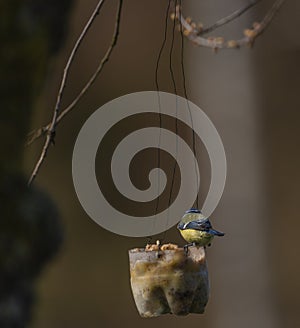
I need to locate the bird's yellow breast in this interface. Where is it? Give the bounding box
[180,229,214,247]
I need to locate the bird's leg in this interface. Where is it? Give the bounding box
[183,242,196,255]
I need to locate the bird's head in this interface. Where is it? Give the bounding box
[185,208,202,214]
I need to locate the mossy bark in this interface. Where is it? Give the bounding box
[0,1,72,326]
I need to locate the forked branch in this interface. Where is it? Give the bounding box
[174,0,286,50]
[28,0,123,185]
[27,0,285,184]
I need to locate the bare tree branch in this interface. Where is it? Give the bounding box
[27,0,286,148]
[27,0,286,184]
[200,0,261,35]
[175,0,286,50]
[28,0,123,185]
[27,0,123,147]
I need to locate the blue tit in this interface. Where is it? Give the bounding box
[177,208,225,247]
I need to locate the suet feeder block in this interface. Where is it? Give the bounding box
[128,244,209,317]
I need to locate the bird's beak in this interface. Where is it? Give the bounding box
[208,229,225,237]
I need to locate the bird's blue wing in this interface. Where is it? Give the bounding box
[178,219,211,231]
[207,228,225,236]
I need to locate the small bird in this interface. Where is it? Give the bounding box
[177,208,225,249]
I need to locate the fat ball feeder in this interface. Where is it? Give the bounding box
[128,209,225,317]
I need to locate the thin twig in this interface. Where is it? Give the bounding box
[58,0,123,125]
[28,0,123,185]
[28,0,106,184]
[177,0,286,50]
[256,0,285,34]
[201,0,261,35]
[27,0,286,146]
[28,0,123,146]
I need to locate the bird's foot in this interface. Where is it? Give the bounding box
[183,242,196,255]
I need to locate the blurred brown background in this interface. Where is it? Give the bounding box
[14,0,300,327]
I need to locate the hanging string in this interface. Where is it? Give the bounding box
[163,0,179,242]
[167,0,179,208]
[148,0,199,244]
[178,0,200,209]
[154,0,172,215]
[147,0,172,245]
